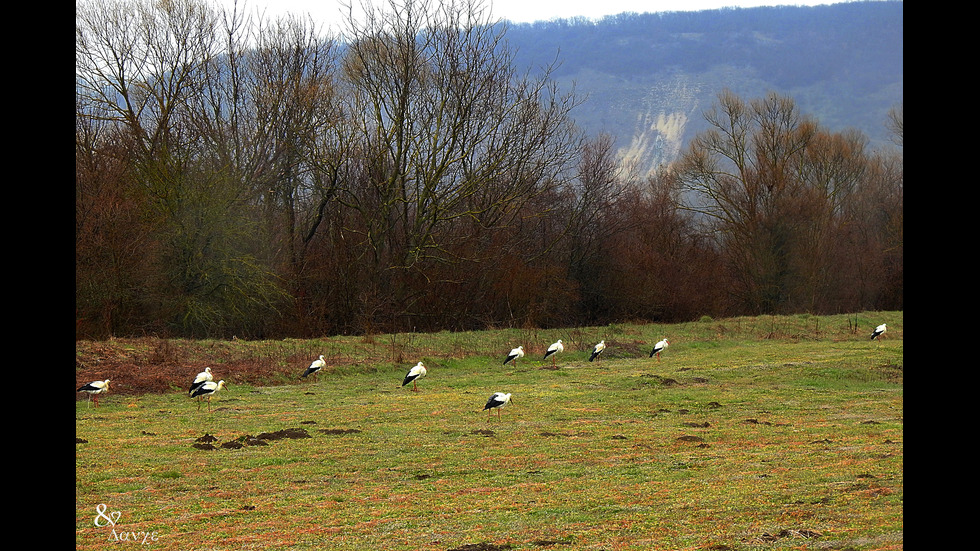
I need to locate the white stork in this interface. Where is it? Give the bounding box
[503,346,525,367]
[77,379,110,408]
[589,340,606,362]
[483,392,513,422]
[649,338,669,361]
[188,367,213,396]
[190,380,226,412]
[401,361,427,392]
[301,355,326,380]
[543,339,564,367]
[870,323,887,341]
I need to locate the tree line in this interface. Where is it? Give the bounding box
[75,0,903,339]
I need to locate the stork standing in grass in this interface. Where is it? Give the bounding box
[301,355,326,380]
[401,361,427,392]
[191,380,226,412]
[870,323,887,341]
[483,392,513,422]
[649,338,669,361]
[503,346,524,367]
[543,339,564,367]
[589,340,606,362]
[189,367,213,397]
[78,379,110,408]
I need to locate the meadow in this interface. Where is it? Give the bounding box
[75,312,903,550]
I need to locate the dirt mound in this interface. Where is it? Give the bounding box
[190,427,321,450]
[318,428,363,435]
[447,544,513,551]
[254,428,312,441]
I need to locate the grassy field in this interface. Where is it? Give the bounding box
[75,312,903,550]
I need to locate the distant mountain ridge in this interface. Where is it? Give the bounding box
[503,1,903,174]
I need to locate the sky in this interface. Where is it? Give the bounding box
[220,0,849,31]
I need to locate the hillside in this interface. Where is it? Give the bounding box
[504,1,903,175]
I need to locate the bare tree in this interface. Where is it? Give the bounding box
[674,89,905,314]
[564,133,638,322]
[332,0,583,330]
[77,0,292,337]
[76,0,221,163]
[76,96,155,338]
[790,128,869,310]
[886,101,903,147]
[677,90,846,313]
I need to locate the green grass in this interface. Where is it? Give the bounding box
[76,312,902,550]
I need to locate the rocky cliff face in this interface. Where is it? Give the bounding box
[510,3,903,176]
[617,75,704,176]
